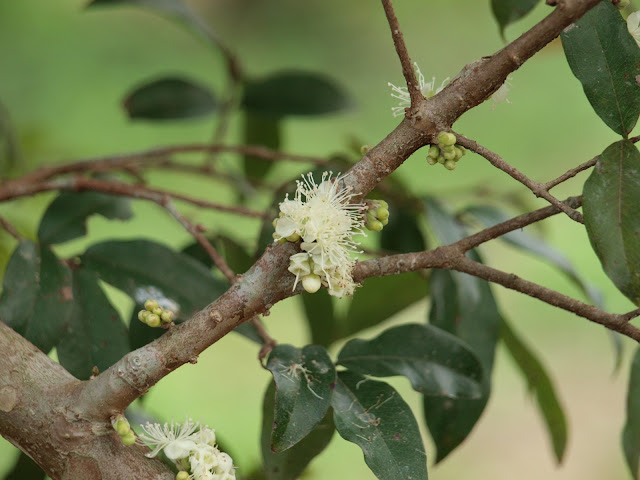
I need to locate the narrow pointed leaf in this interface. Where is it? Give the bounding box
[242,71,352,117]
[181,235,254,274]
[57,269,129,380]
[490,0,540,38]
[38,191,132,245]
[243,113,281,180]
[338,323,483,398]
[623,346,640,479]
[266,345,335,452]
[583,140,640,305]
[561,1,640,136]
[332,371,428,480]
[0,241,39,334]
[262,382,335,480]
[124,76,217,120]
[502,319,567,463]
[81,240,227,322]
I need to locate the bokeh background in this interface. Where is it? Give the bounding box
[0,0,637,478]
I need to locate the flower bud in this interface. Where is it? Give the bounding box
[152,307,163,316]
[381,217,389,226]
[368,220,384,232]
[366,211,378,224]
[114,416,130,437]
[441,145,455,154]
[302,274,322,293]
[272,218,279,228]
[444,159,457,171]
[458,145,467,156]
[286,232,301,242]
[121,431,136,446]
[437,156,446,164]
[376,207,389,221]
[161,310,175,323]
[437,131,456,146]
[176,472,190,480]
[360,145,371,154]
[426,156,438,166]
[138,310,150,323]
[443,150,456,161]
[146,314,161,328]
[427,146,440,159]
[454,146,463,161]
[144,300,159,312]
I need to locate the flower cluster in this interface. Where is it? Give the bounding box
[273,172,365,298]
[138,418,235,480]
[629,11,640,48]
[426,131,467,171]
[138,299,175,328]
[388,62,449,117]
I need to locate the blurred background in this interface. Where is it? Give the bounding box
[0,0,637,478]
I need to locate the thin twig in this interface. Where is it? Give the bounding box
[0,214,22,241]
[544,157,598,190]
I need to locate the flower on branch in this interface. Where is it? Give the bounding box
[273,172,365,297]
[628,11,640,48]
[388,62,449,117]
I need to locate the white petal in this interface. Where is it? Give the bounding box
[275,217,296,238]
[164,439,197,461]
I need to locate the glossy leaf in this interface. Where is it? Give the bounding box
[242,71,352,117]
[38,191,132,245]
[502,319,567,463]
[561,1,640,136]
[332,371,428,480]
[243,113,281,181]
[261,381,335,480]
[425,263,501,462]
[266,345,335,452]
[4,452,45,480]
[123,76,217,120]
[338,323,483,398]
[0,242,73,353]
[490,0,540,38]
[583,140,640,305]
[623,346,640,479]
[380,208,426,254]
[57,268,129,380]
[81,240,227,322]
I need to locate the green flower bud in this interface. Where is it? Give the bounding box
[286,232,301,242]
[366,211,378,224]
[454,146,463,161]
[272,218,278,228]
[458,145,467,156]
[360,145,371,154]
[443,150,456,161]
[428,146,440,159]
[144,300,159,312]
[121,431,136,446]
[437,155,446,164]
[376,200,389,209]
[152,307,163,316]
[161,310,175,323]
[114,417,130,437]
[368,220,383,232]
[376,207,389,221]
[138,310,150,323]
[302,274,322,293]
[442,145,455,154]
[381,217,389,226]
[179,458,190,471]
[444,159,457,171]
[426,156,438,166]
[437,131,456,146]
[176,472,190,480]
[146,314,161,328]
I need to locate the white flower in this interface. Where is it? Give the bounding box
[491,76,513,110]
[138,417,200,460]
[388,62,449,117]
[628,11,640,48]
[274,172,365,298]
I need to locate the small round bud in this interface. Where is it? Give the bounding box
[454,146,463,161]
[428,146,440,159]
[366,212,378,224]
[368,220,383,232]
[176,472,190,480]
[381,217,389,226]
[138,310,150,323]
[375,199,388,209]
[152,307,163,316]
[144,300,159,312]
[360,145,371,154]
[444,159,457,170]
[146,314,161,328]
[458,146,467,156]
[437,131,456,146]
[114,418,130,437]
[161,310,175,323]
[376,207,389,221]
[442,145,455,154]
[272,218,278,228]
[286,232,301,242]
[302,274,322,293]
[121,431,136,446]
[437,156,446,164]
[443,150,456,161]
[426,156,437,166]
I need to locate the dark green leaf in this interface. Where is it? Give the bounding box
[58,268,129,380]
[266,345,335,452]
[81,240,227,322]
[38,191,132,245]
[243,113,281,181]
[4,451,45,480]
[490,0,540,38]
[623,346,640,479]
[502,319,567,463]
[0,242,73,353]
[301,289,337,348]
[338,323,483,398]
[583,140,640,305]
[332,371,428,480]
[242,71,352,117]
[261,381,335,480]
[425,263,501,462]
[123,76,217,121]
[561,1,640,136]
[182,235,254,274]
[380,208,426,254]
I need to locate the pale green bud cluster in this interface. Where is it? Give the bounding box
[138,299,175,328]
[112,414,136,446]
[365,200,390,232]
[426,131,467,171]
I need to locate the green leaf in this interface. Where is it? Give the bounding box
[38,191,132,245]
[57,268,129,380]
[242,71,352,117]
[490,0,540,38]
[0,242,74,353]
[266,345,335,452]
[4,451,46,480]
[583,140,640,305]
[338,323,483,398]
[332,371,428,480]
[181,235,254,274]
[81,240,227,322]
[123,76,217,121]
[261,381,335,480]
[243,113,281,181]
[502,319,567,463]
[301,289,337,348]
[623,346,640,479]
[424,264,501,462]
[380,208,426,254]
[561,1,640,136]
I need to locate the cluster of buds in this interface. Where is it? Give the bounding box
[365,200,389,232]
[138,299,175,328]
[426,131,467,171]
[112,414,136,446]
